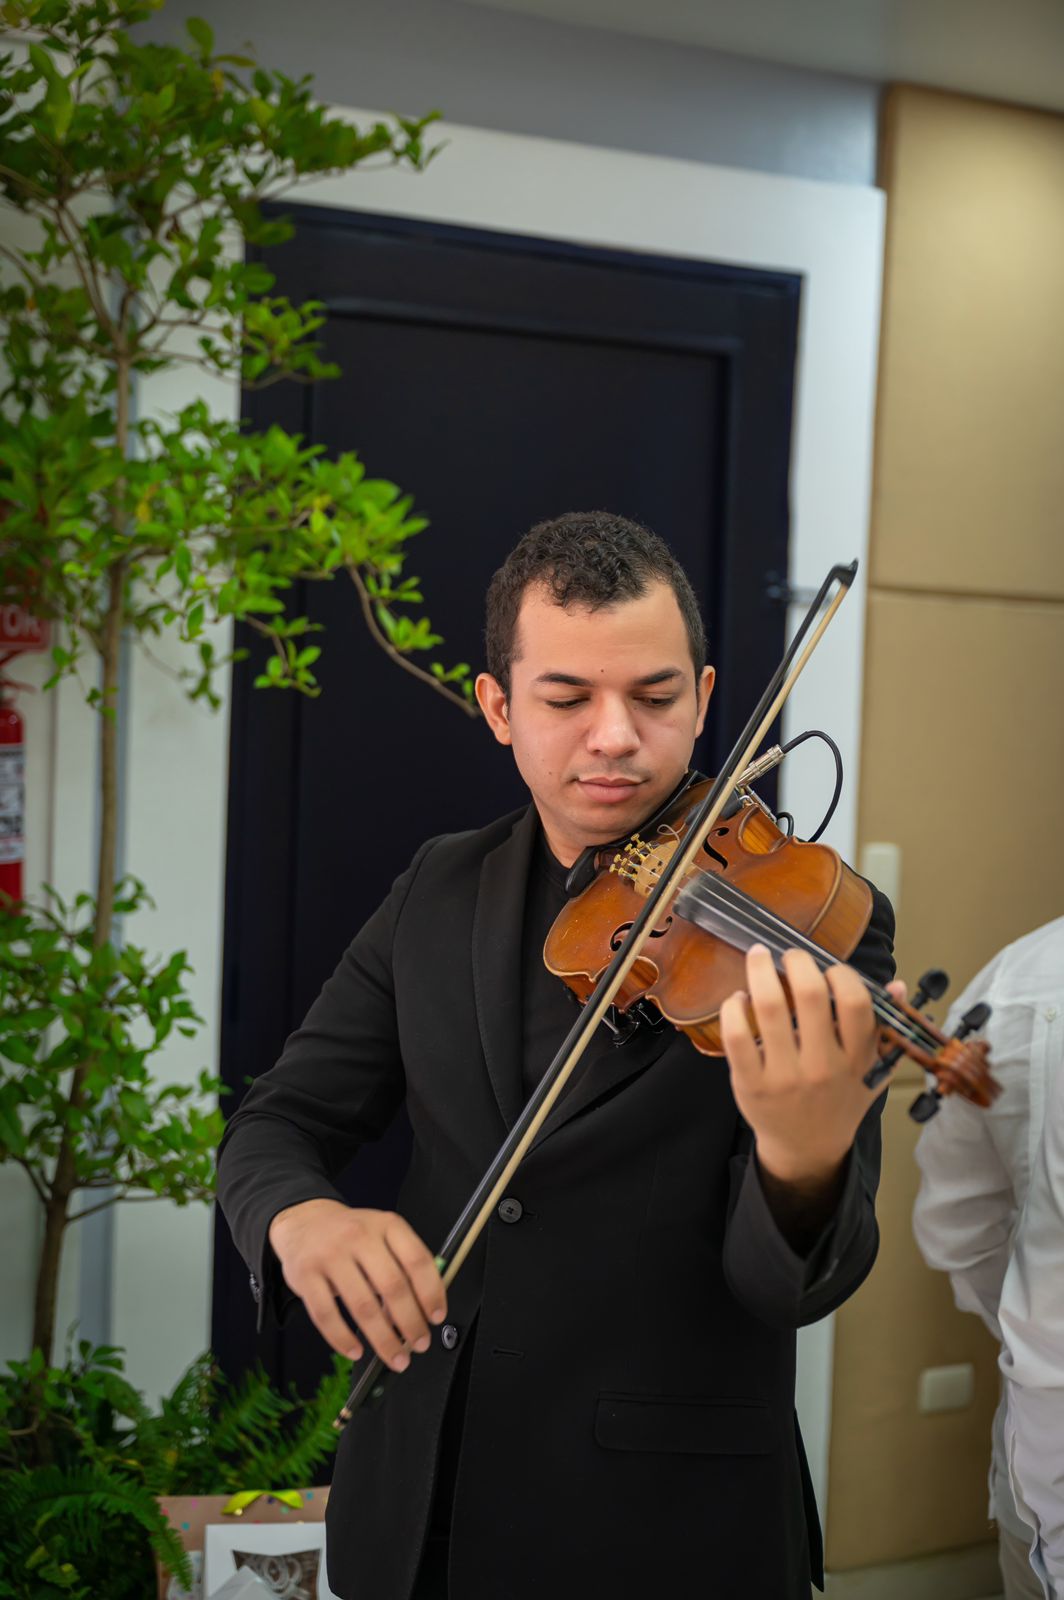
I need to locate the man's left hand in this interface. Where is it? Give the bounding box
[719,944,905,1190]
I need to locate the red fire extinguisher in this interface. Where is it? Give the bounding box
[0,674,24,906]
[0,582,50,908]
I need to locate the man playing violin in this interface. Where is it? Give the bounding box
[217,512,898,1599]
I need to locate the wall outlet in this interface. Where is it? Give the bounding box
[918,1362,975,1414]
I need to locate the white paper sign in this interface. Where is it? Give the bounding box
[205,1573,270,1600]
[203,1522,339,1600]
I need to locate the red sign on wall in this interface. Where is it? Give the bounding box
[0,603,50,653]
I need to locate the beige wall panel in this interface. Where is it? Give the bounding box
[873,87,1064,599]
[826,1092,1000,1569]
[858,590,1064,1068]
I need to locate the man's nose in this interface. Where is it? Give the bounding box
[586,697,640,757]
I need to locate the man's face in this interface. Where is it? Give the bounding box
[476,580,714,866]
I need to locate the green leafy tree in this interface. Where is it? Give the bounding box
[0,0,476,1368]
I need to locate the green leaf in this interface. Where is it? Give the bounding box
[248,97,274,132]
[186,16,215,55]
[28,42,74,140]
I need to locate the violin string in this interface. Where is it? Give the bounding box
[636,860,939,1055]
[676,874,938,1054]
[672,875,938,1054]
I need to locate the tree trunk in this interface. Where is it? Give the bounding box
[31,1191,70,1364]
[93,557,125,949]
[30,353,129,1362]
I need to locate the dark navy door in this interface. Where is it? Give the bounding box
[214,204,799,1396]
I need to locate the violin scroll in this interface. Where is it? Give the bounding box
[867,976,999,1123]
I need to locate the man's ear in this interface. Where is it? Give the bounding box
[694,665,715,738]
[475,672,512,746]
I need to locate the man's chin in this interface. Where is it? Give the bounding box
[573,782,659,838]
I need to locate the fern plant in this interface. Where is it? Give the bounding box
[0,1341,350,1600]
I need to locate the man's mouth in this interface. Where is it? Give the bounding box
[576,777,644,804]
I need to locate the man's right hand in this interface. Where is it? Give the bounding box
[267,1199,447,1371]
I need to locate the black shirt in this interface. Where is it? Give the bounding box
[520,827,612,1096]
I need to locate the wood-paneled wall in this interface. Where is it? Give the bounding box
[826,85,1064,1570]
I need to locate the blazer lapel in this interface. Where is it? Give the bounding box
[533,1011,676,1149]
[473,804,681,1144]
[472,804,539,1131]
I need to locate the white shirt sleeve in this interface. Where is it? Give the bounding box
[913,954,1017,1340]
[1000,1004,1064,1597]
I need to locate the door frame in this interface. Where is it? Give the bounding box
[278,108,886,1519]
[295,112,885,860]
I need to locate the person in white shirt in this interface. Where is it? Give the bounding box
[913,915,1064,1600]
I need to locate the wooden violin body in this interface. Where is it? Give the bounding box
[544,778,1000,1110]
[545,779,871,1054]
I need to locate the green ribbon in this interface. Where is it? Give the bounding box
[222,1489,305,1517]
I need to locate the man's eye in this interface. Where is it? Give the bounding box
[546,699,584,710]
[640,696,678,708]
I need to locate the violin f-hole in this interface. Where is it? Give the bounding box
[702,830,731,872]
[610,916,673,951]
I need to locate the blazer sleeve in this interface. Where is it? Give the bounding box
[722,884,897,1329]
[216,837,439,1327]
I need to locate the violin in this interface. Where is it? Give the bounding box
[544,774,1001,1119]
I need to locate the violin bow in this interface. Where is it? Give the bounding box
[335,560,858,1427]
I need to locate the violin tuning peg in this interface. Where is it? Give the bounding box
[908,1088,942,1123]
[955,1001,991,1040]
[912,968,949,1009]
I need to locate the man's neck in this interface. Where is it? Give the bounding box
[537,821,580,871]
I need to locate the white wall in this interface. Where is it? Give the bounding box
[5,654,96,1364]
[142,0,880,186]
[2,191,120,1368]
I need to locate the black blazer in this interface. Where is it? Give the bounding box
[217,804,895,1600]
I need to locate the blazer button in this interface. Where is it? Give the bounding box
[497,1197,524,1225]
[440,1323,460,1351]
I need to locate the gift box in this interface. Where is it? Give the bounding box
[157,1489,331,1600]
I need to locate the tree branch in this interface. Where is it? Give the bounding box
[70,1190,175,1222]
[0,237,39,286]
[346,562,478,718]
[0,164,51,203]
[51,205,117,342]
[14,1157,50,1206]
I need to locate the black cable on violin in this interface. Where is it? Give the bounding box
[778,729,843,844]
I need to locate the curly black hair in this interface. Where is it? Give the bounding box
[485,510,706,697]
